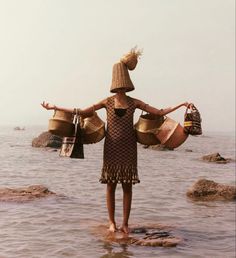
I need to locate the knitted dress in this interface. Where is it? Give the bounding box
[100,96,140,184]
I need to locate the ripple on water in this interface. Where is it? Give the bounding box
[0,129,235,258]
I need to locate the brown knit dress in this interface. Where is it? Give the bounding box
[100,95,140,184]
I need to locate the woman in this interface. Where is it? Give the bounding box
[42,48,189,234]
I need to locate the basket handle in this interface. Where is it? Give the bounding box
[53,109,57,118]
[140,103,149,116]
[73,109,81,136]
[185,103,196,116]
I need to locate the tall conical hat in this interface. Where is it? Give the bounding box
[110,47,142,93]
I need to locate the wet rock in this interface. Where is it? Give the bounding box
[0,185,56,202]
[32,131,62,148]
[187,179,236,201]
[92,224,182,247]
[130,230,181,247]
[201,153,231,164]
[131,236,181,247]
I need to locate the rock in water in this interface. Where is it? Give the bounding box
[0,185,56,202]
[187,179,236,201]
[201,153,231,164]
[130,230,181,247]
[32,131,62,148]
[91,224,182,247]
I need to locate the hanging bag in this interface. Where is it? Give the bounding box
[59,110,84,159]
[184,104,202,135]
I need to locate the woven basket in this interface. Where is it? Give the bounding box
[48,110,75,137]
[155,117,188,149]
[120,47,142,70]
[184,105,202,135]
[81,112,105,144]
[110,62,134,93]
[134,113,164,145]
[121,54,138,70]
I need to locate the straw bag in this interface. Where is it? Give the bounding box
[48,110,75,137]
[184,105,202,135]
[134,112,164,145]
[80,112,105,144]
[59,112,84,159]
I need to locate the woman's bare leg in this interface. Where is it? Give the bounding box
[121,183,132,234]
[106,183,117,232]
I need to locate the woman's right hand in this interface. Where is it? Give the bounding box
[41,101,56,110]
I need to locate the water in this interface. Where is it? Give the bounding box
[0,126,235,258]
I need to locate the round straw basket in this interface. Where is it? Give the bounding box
[122,57,137,70]
[81,112,105,144]
[155,117,188,149]
[48,110,75,137]
[134,113,164,145]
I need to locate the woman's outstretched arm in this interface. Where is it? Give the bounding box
[134,99,190,116]
[41,98,107,117]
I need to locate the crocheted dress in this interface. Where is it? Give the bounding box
[100,96,140,184]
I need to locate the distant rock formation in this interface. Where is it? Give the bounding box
[32,131,62,148]
[187,179,236,201]
[201,153,231,164]
[0,185,56,202]
[14,126,25,131]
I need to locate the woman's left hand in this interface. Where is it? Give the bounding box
[182,102,189,107]
[183,102,194,108]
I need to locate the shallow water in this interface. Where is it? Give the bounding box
[0,126,235,258]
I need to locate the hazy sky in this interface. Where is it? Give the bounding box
[0,0,235,132]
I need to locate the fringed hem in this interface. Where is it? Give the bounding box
[99,164,140,185]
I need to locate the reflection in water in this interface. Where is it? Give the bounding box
[100,242,133,258]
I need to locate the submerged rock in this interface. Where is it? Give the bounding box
[185,149,193,152]
[201,153,231,164]
[0,185,56,202]
[130,231,181,247]
[32,131,62,148]
[187,179,236,201]
[92,224,182,247]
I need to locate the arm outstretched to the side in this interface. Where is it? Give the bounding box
[41,98,107,118]
[134,99,191,116]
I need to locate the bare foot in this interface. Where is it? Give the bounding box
[120,225,130,234]
[108,222,117,232]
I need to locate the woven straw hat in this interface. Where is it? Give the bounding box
[110,62,134,93]
[110,47,142,93]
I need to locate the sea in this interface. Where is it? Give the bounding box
[0,126,235,258]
